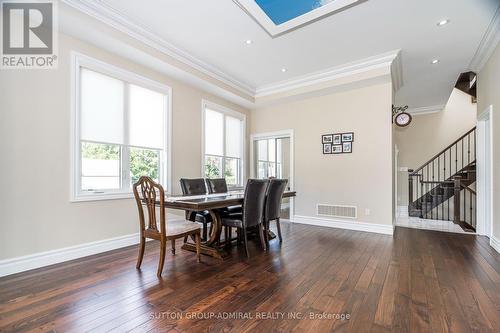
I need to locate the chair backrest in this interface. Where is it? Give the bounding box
[206,178,228,194]
[264,178,288,222]
[180,178,207,195]
[242,179,269,228]
[133,176,165,236]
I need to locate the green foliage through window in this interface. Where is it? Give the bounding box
[81,142,119,160]
[130,148,160,184]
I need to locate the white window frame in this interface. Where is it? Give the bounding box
[70,52,172,202]
[201,99,246,189]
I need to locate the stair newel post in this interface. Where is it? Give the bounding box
[408,170,414,214]
[453,176,461,224]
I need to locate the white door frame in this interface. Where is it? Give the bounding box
[476,105,493,237]
[250,129,295,220]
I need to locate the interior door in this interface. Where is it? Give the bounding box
[253,135,292,219]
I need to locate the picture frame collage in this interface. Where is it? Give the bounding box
[322,132,354,154]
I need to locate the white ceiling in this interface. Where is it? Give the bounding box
[82,0,498,109]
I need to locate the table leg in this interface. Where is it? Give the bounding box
[181,209,229,260]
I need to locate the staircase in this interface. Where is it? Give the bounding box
[408,127,477,231]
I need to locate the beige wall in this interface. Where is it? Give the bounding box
[0,33,250,260]
[395,89,477,205]
[251,82,394,225]
[477,42,500,241]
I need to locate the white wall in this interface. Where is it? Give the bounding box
[477,42,500,243]
[251,82,394,226]
[0,33,250,260]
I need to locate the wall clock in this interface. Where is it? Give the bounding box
[392,105,412,127]
[395,112,412,127]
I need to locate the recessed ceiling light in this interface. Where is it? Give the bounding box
[281,67,287,72]
[431,59,440,64]
[437,19,450,26]
[245,39,253,45]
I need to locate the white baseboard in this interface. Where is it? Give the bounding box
[291,215,394,235]
[397,205,408,218]
[490,235,500,254]
[0,214,186,277]
[0,233,142,277]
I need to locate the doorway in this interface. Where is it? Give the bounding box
[251,130,294,219]
[477,105,493,237]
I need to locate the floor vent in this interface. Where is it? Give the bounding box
[317,204,357,219]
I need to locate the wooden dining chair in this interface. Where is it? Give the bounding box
[263,178,288,243]
[133,176,201,277]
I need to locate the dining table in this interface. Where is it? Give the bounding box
[161,190,296,259]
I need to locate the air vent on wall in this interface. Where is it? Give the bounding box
[317,204,357,219]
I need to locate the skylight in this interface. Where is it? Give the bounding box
[255,0,335,25]
[235,0,362,36]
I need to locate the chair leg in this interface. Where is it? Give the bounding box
[236,228,241,244]
[242,227,250,259]
[276,218,283,242]
[195,232,201,263]
[203,222,208,241]
[171,239,176,255]
[264,220,269,243]
[228,227,232,245]
[224,226,229,246]
[258,223,267,251]
[157,239,167,277]
[136,236,146,269]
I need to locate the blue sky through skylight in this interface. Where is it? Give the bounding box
[255,0,334,25]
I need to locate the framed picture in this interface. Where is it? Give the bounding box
[333,134,341,145]
[323,143,332,154]
[322,134,333,144]
[332,145,342,154]
[342,142,352,153]
[341,132,354,142]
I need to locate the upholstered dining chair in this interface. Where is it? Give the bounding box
[221,179,269,258]
[263,178,288,243]
[206,178,228,194]
[206,178,242,214]
[134,176,201,277]
[179,178,211,240]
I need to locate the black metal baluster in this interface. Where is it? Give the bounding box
[426,165,429,219]
[462,139,464,171]
[468,134,471,166]
[449,146,452,179]
[447,147,453,221]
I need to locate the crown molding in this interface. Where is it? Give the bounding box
[469,4,500,73]
[61,0,256,97]
[408,104,445,116]
[61,0,403,108]
[255,50,401,98]
[391,50,403,92]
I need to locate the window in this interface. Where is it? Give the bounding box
[255,138,284,179]
[71,53,171,201]
[202,101,245,187]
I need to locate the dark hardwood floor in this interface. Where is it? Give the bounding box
[1,223,499,332]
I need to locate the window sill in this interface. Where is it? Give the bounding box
[70,192,135,202]
[71,190,172,202]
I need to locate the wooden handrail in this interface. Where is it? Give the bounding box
[420,180,454,184]
[410,127,476,175]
